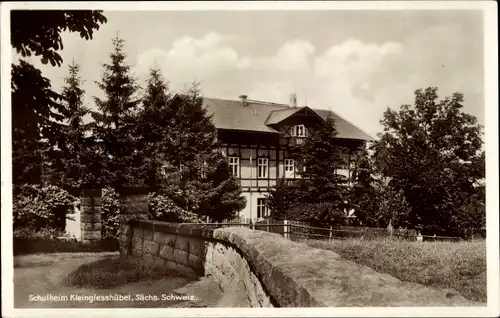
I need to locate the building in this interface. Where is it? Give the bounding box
[203,94,373,221]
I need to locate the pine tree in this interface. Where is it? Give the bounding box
[138,77,246,222]
[269,115,351,226]
[134,68,174,188]
[348,146,380,226]
[91,35,141,188]
[40,60,87,188]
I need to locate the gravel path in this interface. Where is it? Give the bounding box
[14,252,200,308]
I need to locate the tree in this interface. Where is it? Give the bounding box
[268,115,351,226]
[137,77,246,222]
[11,10,107,67]
[372,87,485,236]
[91,35,142,188]
[10,10,107,186]
[348,146,381,226]
[11,61,65,185]
[374,185,411,230]
[134,68,173,188]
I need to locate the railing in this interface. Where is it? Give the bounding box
[217,217,464,242]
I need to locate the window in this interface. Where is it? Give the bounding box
[228,157,240,177]
[284,159,295,178]
[290,125,308,137]
[258,158,268,178]
[257,198,269,219]
[200,161,208,179]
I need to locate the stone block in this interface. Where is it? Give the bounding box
[143,229,154,241]
[175,263,198,278]
[143,240,159,255]
[188,254,205,275]
[173,248,190,267]
[131,233,142,246]
[142,253,155,268]
[188,238,206,257]
[119,224,131,236]
[81,230,101,241]
[159,244,175,261]
[174,236,190,252]
[131,245,143,257]
[153,232,176,246]
[154,257,166,270]
[80,212,101,223]
[81,222,102,231]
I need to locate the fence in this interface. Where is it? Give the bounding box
[217,217,463,242]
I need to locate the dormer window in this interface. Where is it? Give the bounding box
[290,125,308,137]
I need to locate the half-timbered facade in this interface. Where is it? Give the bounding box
[203,95,372,221]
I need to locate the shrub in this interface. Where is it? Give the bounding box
[13,184,76,230]
[148,192,204,223]
[13,226,65,240]
[101,187,121,239]
[288,201,347,227]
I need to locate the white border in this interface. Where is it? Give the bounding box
[1,2,498,317]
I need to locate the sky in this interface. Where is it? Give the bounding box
[18,9,485,138]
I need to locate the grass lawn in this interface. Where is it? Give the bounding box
[304,238,487,303]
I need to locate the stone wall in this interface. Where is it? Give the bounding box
[79,189,102,244]
[121,219,472,307]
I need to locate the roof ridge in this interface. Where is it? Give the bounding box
[313,107,375,140]
[203,96,290,108]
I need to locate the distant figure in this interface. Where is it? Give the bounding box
[416,232,423,242]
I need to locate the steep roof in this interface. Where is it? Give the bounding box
[203,97,373,140]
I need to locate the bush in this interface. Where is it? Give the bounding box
[148,192,204,223]
[13,184,76,230]
[101,187,121,239]
[288,201,347,227]
[13,226,65,240]
[13,226,118,255]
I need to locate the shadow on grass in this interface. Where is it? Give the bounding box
[13,238,119,256]
[62,256,185,289]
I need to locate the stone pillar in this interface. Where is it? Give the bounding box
[80,189,102,244]
[117,186,150,260]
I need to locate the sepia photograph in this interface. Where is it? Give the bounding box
[1,1,498,317]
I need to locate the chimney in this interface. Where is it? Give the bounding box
[289,93,297,108]
[239,94,248,106]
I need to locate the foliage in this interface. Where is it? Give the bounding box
[45,60,99,188]
[148,193,204,223]
[450,185,485,239]
[348,146,381,226]
[136,71,246,222]
[11,61,66,185]
[372,87,485,236]
[289,202,347,227]
[374,185,412,229]
[268,114,351,225]
[13,227,64,240]
[101,187,121,239]
[11,10,107,67]
[91,35,142,188]
[13,184,76,230]
[10,10,107,186]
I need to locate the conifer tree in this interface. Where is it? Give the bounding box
[91,35,141,188]
[269,115,351,226]
[46,60,92,189]
[137,74,246,222]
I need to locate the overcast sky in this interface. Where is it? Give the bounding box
[19,9,484,138]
